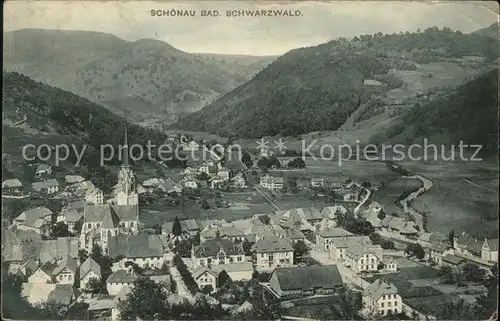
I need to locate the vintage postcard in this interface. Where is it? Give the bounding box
[2,1,499,320]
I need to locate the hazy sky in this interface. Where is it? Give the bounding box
[4,1,499,55]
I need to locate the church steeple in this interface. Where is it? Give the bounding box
[122,122,130,167]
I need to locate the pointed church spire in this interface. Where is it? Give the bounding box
[122,122,129,167]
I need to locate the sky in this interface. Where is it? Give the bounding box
[4,1,499,56]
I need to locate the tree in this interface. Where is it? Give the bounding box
[196,172,210,181]
[258,214,271,225]
[175,239,192,257]
[327,289,362,320]
[377,211,386,220]
[86,277,102,294]
[172,217,182,237]
[73,219,83,233]
[52,221,72,238]
[380,240,395,250]
[218,270,232,288]
[448,229,455,246]
[293,240,310,263]
[404,243,425,260]
[243,239,254,256]
[439,265,455,284]
[201,284,214,295]
[462,263,486,282]
[288,157,306,169]
[117,278,171,320]
[241,151,253,168]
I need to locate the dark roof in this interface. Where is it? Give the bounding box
[193,239,244,257]
[442,255,467,265]
[84,204,138,223]
[273,265,343,291]
[108,235,164,259]
[253,236,293,253]
[106,269,138,283]
[102,209,121,229]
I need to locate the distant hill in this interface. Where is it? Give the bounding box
[3,29,275,126]
[383,68,498,150]
[2,72,171,163]
[472,23,499,40]
[175,26,498,138]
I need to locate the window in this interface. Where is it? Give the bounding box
[361,259,364,264]
[381,303,384,308]
[260,253,264,258]
[87,223,91,229]
[371,258,374,264]
[237,256,242,262]
[68,275,72,280]
[96,223,100,228]
[388,302,391,307]
[394,301,398,306]
[130,222,135,227]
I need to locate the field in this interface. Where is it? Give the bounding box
[140,190,274,227]
[371,176,423,216]
[396,155,499,239]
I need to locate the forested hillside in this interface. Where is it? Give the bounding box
[3,29,274,126]
[385,68,498,150]
[175,27,498,138]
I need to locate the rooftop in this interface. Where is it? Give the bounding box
[273,265,343,291]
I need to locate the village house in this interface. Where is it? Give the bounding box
[28,256,78,285]
[108,234,167,269]
[106,269,139,296]
[13,206,53,236]
[200,226,246,243]
[259,174,284,190]
[64,175,85,185]
[80,257,102,291]
[31,179,60,195]
[481,239,498,262]
[310,177,325,188]
[316,227,356,251]
[329,236,371,260]
[231,172,246,188]
[181,166,196,176]
[296,179,310,189]
[86,187,104,205]
[2,178,23,194]
[57,209,83,231]
[182,176,199,189]
[191,239,246,268]
[193,267,219,293]
[363,279,402,317]
[209,175,226,189]
[380,258,398,273]
[156,179,183,195]
[269,265,344,299]
[253,236,294,270]
[320,205,348,220]
[441,254,468,270]
[181,140,200,152]
[35,164,52,177]
[162,219,200,238]
[453,232,483,258]
[217,167,231,181]
[341,182,362,201]
[22,283,78,308]
[39,237,80,264]
[211,262,254,282]
[343,243,383,274]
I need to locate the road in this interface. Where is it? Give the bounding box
[463,178,496,193]
[399,175,433,231]
[238,158,281,211]
[169,266,195,303]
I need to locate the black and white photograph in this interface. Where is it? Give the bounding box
[2,1,499,320]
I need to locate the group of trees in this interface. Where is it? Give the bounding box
[287,157,306,169]
[404,243,425,260]
[369,233,395,250]
[293,240,310,263]
[256,156,281,169]
[336,212,374,236]
[173,255,199,295]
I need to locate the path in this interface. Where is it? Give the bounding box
[11,114,27,127]
[353,182,371,216]
[463,179,496,193]
[169,266,195,303]
[399,175,433,231]
[239,158,281,211]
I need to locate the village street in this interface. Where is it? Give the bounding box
[399,175,433,230]
[169,266,195,303]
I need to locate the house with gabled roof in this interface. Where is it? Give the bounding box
[162,218,200,238]
[22,283,78,308]
[2,178,23,193]
[231,172,247,188]
[35,164,52,176]
[252,236,294,270]
[200,226,246,243]
[28,256,77,285]
[108,234,166,269]
[320,205,348,220]
[13,206,53,236]
[363,279,402,317]
[39,237,79,264]
[269,265,344,299]
[316,227,355,251]
[481,238,498,262]
[193,267,219,294]
[192,239,246,268]
[106,269,139,296]
[86,187,104,205]
[80,257,102,291]
[65,175,85,185]
[344,243,383,273]
[453,231,483,258]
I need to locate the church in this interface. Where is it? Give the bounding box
[79,125,140,254]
